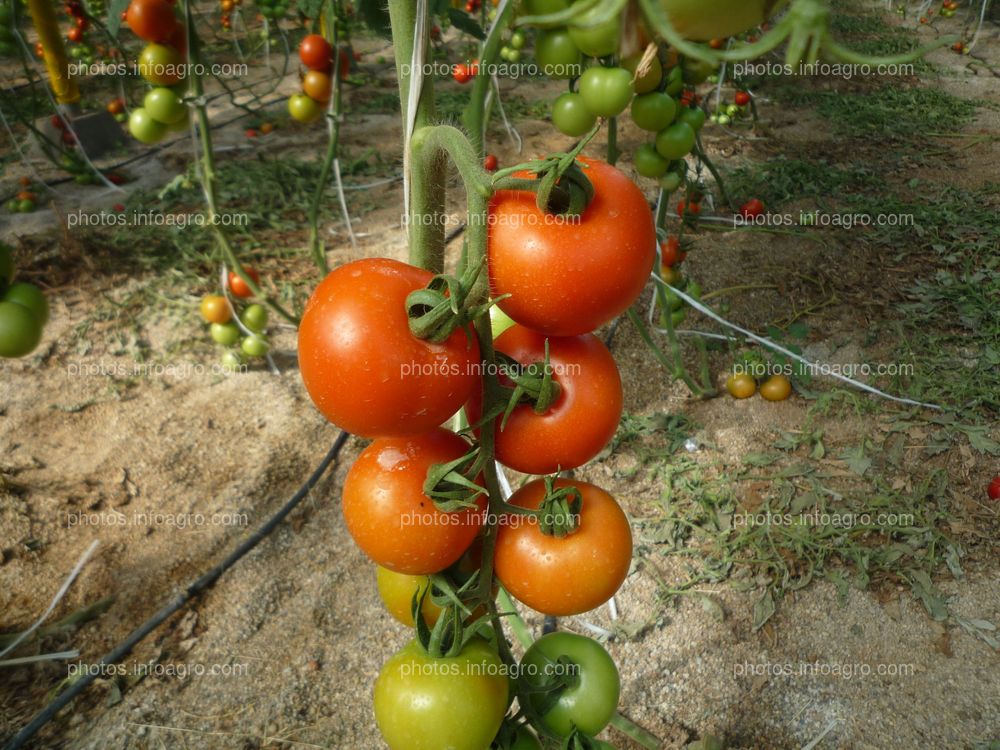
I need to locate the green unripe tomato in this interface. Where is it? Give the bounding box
[655,121,696,159]
[220,349,245,371]
[210,321,240,346]
[18,200,35,212]
[510,31,526,50]
[534,29,582,79]
[717,114,731,126]
[578,66,634,118]
[128,108,166,144]
[630,92,677,131]
[568,6,619,57]
[144,87,187,124]
[633,143,670,178]
[0,300,43,358]
[676,106,706,131]
[726,103,740,117]
[241,333,269,358]
[551,92,596,136]
[240,303,268,333]
[3,281,49,326]
[659,171,683,193]
[506,48,521,63]
[664,65,684,96]
[622,53,662,94]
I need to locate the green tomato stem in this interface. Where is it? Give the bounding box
[462,0,516,154]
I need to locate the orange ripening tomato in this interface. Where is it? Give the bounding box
[302,70,332,102]
[495,479,632,616]
[466,325,622,475]
[488,157,655,336]
[297,258,481,438]
[227,266,259,298]
[342,429,486,575]
[199,294,231,324]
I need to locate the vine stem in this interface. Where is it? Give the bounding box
[183,0,299,326]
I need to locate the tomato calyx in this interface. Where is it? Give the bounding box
[495,340,562,428]
[561,729,608,750]
[492,134,598,218]
[406,261,487,344]
[423,448,488,511]
[413,573,487,658]
[534,476,583,537]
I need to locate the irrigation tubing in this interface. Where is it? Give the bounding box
[2,430,350,750]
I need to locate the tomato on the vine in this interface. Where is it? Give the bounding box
[676,105,706,132]
[374,638,508,750]
[659,0,778,42]
[567,5,619,57]
[299,33,331,70]
[137,43,183,85]
[302,70,332,102]
[342,429,486,574]
[551,92,596,137]
[519,632,620,737]
[534,29,582,79]
[469,325,622,475]
[298,258,480,437]
[676,199,701,218]
[452,62,473,84]
[631,92,677,132]
[484,154,499,172]
[199,294,230,324]
[125,0,177,43]
[623,52,663,94]
[734,90,751,106]
[660,236,686,267]
[489,158,655,336]
[227,266,259,297]
[288,93,322,123]
[634,143,670,178]
[495,479,632,616]
[578,66,634,118]
[655,121,695,160]
[375,565,442,627]
[128,108,166,144]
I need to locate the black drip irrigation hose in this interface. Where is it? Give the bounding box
[2,430,350,750]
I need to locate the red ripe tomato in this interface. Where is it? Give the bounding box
[988,476,1000,501]
[227,266,259,297]
[297,258,481,438]
[489,158,655,336]
[739,198,765,219]
[495,479,632,616]
[660,236,686,267]
[677,199,701,217]
[452,63,472,84]
[299,34,332,71]
[342,429,486,574]
[483,154,498,172]
[467,325,622,475]
[126,0,178,43]
[67,26,82,42]
[734,90,751,106]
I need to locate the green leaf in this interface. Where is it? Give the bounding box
[106,0,130,36]
[838,444,872,476]
[752,589,776,631]
[447,8,486,39]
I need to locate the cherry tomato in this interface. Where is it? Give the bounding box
[578,66,634,118]
[240,303,268,332]
[734,90,751,106]
[128,108,166,144]
[342,429,486,573]
[534,29,581,79]
[495,479,632,616]
[3,282,48,327]
[468,325,622,475]
[622,52,662,93]
[298,259,481,437]
[299,33,331,70]
[760,373,792,401]
[634,143,670,178]
[452,62,473,84]
[67,26,82,42]
[302,70,332,102]
[288,93,322,123]
[676,105,706,131]
[210,321,239,345]
[987,476,1000,501]
[137,43,183,85]
[125,0,177,43]
[0,301,43,358]
[660,236,686,267]
[240,333,268,358]
[483,154,499,172]
[631,92,677,132]
[489,158,655,336]
[739,198,765,219]
[551,92,596,137]
[519,632,620,737]
[106,98,125,115]
[376,566,442,627]
[676,199,701,218]
[655,121,695,159]
[144,86,186,124]
[726,372,756,399]
[227,266,259,297]
[199,294,230,324]
[245,128,258,138]
[374,638,508,750]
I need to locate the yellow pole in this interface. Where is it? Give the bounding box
[26,0,80,105]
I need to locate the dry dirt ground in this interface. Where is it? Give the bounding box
[2,3,1000,749]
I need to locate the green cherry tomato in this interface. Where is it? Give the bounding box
[578,67,634,118]
[144,87,187,124]
[520,632,620,738]
[664,65,684,96]
[633,143,670,178]
[18,200,35,213]
[3,281,48,326]
[630,92,677,131]
[210,321,240,346]
[374,639,508,750]
[138,43,183,86]
[676,106,707,132]
[288,93,322,123]
[0,300,43,358]
[655,121,695,159]
[128,108,166,144]
[551,92,596,137]
[568,6,619,58]
[241,333,269,358]
[622,53,662,93]
[240,303,268,333]
[0,244,14,289]
[726,103,740,117]
[220,349,245,371]
[510,31,526,50]
[659,171,683,193]
[535,29,582,79]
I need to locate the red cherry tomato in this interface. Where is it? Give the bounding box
[452,63,472,84]
[660,236,686,267]
[988,476,1000,501]
[677,200,701,218]
[734,90,751,106]
[483,154,498,172]
[125,0,178,43]
[299,34,332,71]
[739,198,765,219]
[227,266,260,298]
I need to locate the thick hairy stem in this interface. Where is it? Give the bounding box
[388,0,447,272]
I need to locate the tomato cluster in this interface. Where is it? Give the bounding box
[198,267,270,369]
[296,155,652,749]
[288,34,349,124]
[124,0,189,144]
[0,244,49,359]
